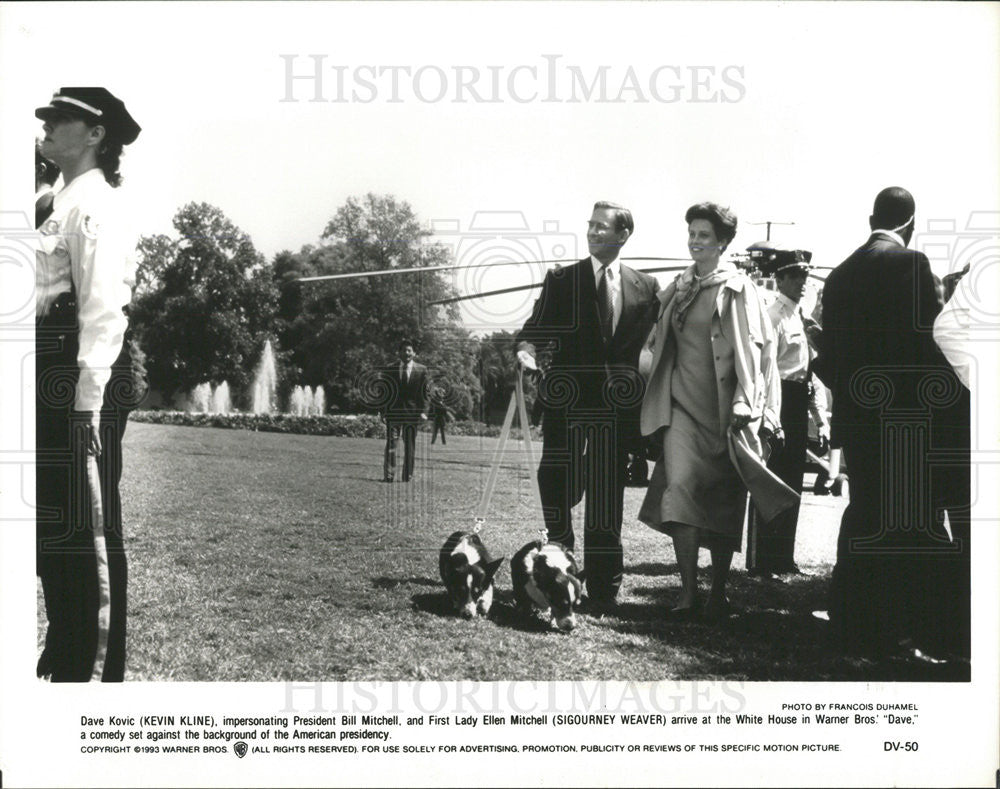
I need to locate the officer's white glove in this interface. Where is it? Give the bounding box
[516,350,537,371]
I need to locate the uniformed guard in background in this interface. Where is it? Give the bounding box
[35,87,143,681]
[746,248,829,579]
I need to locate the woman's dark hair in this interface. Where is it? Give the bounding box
[684,202,738,247]
[95,138,124,188]
[84,120,124,187]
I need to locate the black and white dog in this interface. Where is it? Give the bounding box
[511,540,583,632]
[439,531,504,619]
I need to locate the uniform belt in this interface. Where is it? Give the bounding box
[37,294,135,340]
[37,292,78,330]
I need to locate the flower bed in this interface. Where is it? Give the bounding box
[129,411,541,440]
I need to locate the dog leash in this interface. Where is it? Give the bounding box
[473,368,546,544]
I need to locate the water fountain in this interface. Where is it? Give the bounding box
[289,385,325,416]
[181,342,325,418]
[210,381,231,414]
[289,385,305,416]
[187,381,232,413]
[189,382,211,413]
[252,340,277,414]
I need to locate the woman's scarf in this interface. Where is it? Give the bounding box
[673,261,740,330]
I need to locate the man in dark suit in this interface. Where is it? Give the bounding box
[813,187,968,659]
[516,201,660,605]
[382,340,428,482]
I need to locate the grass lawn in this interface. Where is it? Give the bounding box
[40,422,969,682]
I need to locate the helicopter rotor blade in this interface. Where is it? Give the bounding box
[296,256,690,283]
[637,265,690,274]
[428,282,543,306]
[619,256,690,263]
[426,264,692,306]
[297,258,575,283]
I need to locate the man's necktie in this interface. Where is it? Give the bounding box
[597,264,613,343]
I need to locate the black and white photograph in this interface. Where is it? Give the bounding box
[1,1,998,787]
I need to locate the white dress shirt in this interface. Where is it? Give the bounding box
[36,168,136,413]
[767,292,811,383]
[591,255,623,333]
[870,228,908,247]
[934,275,974,389]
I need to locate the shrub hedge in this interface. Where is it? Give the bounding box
[129,411,542,440]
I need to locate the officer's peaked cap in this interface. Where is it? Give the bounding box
[36,88,141,145]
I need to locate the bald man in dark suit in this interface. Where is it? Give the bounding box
[813,187,968,660]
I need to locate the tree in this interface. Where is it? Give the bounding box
[274,193,480,416]
[406,327,482,421]
[476,330,540,424]
[130,202,278,404]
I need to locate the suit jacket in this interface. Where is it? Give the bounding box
[813,233,948,446]
[430,398,453,424]
[516,258,660,443]
[384,361,428,421]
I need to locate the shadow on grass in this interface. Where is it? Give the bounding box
[587,574,971,682]
[408,588,557,635]
[414,585,566,635]
[410,591,455,617]
[625,562,678,576]
[628,585,677,605]
[488,599,566,635]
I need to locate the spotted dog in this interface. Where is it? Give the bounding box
[511,541,583,632]
[439,531,504,619]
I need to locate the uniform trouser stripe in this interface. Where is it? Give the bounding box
[86,454,112,681]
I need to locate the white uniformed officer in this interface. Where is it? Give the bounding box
[747,250,828,578]
[35,87,141,682]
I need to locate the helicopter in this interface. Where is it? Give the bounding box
[297,246,831,306]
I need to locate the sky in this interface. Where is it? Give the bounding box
[1,4,999,787]
[2,2,998,331]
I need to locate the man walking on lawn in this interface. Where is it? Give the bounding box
[381,340,428,482]
[516,201,660,607]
